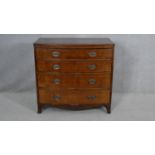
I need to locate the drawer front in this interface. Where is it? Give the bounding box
[37,61,76,72]
[76,90,110,104]
[39,89,76,105]
[77,61,112,72]
[38,89,110,105]
[78,73,111,89]
[37,73,111,89]
[36,60,112,73]
[36,48,113,60]
[38,74,77,88]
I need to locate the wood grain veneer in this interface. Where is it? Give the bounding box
[34,38,115,113]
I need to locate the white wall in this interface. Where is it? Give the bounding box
[0,34,155,93]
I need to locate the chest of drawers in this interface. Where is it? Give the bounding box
[34,38,115,113]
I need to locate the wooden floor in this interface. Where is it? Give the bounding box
[0,92,155,121]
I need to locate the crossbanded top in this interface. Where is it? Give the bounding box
[34,38,114,49]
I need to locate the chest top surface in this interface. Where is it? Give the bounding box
[34,38,114,49]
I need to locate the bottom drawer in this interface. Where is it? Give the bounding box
[38,89,110,105]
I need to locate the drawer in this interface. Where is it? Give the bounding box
[77,61,112,73]
[38,89,110,105]
[36,60,112,73]
[38,74,77,88]
[39,89,76,105]
[78,73,111,89]
[35,48,113,60]
[37,73,111,89]
[77,90,110,105]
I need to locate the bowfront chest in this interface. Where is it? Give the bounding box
[34,38,115,113]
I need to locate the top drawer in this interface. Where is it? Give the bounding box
[35,48,113,60]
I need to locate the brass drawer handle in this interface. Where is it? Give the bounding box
[53,95,61,101]
[88,79,96,85]
[88,64,96,70]
[53,64,60,70]
[88,51,97,57]
[87,96,96,100]
[52,51,60,58]
[53,79,61,84]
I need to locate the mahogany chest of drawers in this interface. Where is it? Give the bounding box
[34,38,115,113]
